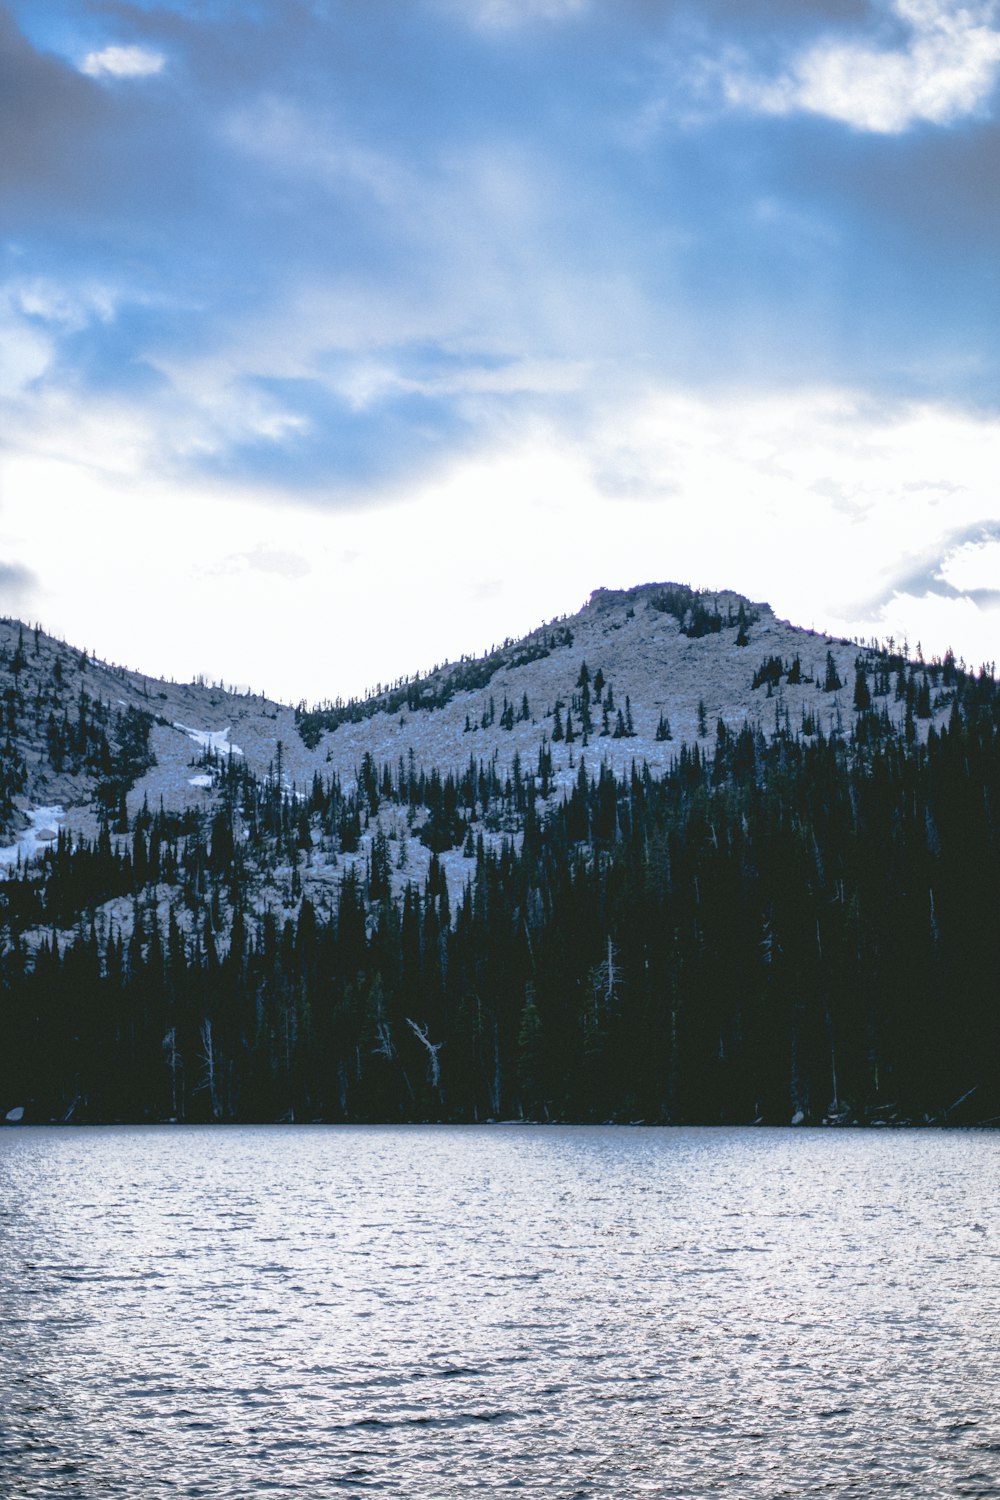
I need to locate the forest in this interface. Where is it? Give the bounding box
[1,631,998,1128]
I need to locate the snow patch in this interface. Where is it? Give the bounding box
[188,774,214,788]
[0,806,66,874]
[173,723,244,757]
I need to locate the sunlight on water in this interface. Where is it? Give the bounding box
[1,1126,999,1497]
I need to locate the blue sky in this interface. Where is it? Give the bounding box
[1,0,998,699]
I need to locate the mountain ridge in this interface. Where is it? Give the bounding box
[2,580,994,1129]
[1,579,906,844]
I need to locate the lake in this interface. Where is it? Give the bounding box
[1,1125,998,1497]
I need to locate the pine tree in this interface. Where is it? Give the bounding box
[11,627,27,678]
[370,828,392,901]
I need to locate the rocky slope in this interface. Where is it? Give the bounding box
[2,580,914,885]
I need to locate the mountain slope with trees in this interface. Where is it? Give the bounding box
[1,583,997,1127]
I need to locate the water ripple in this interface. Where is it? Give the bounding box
[1,1125,999,1497]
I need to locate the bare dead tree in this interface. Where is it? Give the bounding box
[198,1016,222,1120]
[373,1021,395,1060]
[163,1025,180,1119]
[406,1017,443,1088]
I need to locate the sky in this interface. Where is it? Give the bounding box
[1,0,998,703]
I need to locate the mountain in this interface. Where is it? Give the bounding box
[1,582,997,1128]
[0,583,892,879]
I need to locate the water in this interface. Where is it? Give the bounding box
[1,1125,999,1498]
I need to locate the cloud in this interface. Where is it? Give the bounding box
[940,531,1000,593]
[0,313,52,397]
[722,0,1000,131]
[436,0,588,30]
[1,0,999,542]
[558,385,1000,650]
[0,559,37,604]
[4,383,999,699]
[80,46,166,81]
[206,544,312,580]
[875,521,1000,611]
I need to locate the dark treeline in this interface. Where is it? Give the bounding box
[648,583,757,642]
[2,650,999,1127]
[294,625,575,747]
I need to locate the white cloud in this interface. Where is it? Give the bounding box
[722,0,1000,132]
[2,385,999,701]
[323,354,590,411]
[940,535,1000,591]
[13,279,119,332]
[1,392,156,476]
[223,99,406,207]
[437,0,588,30]
[80,45,166,80]
[870,590,999,667]
[1,358,310,484]
[0,319,52,398]
[160,105,646,421]
[204,545,312,581]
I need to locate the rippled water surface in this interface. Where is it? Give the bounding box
[2,1126,999,1498]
